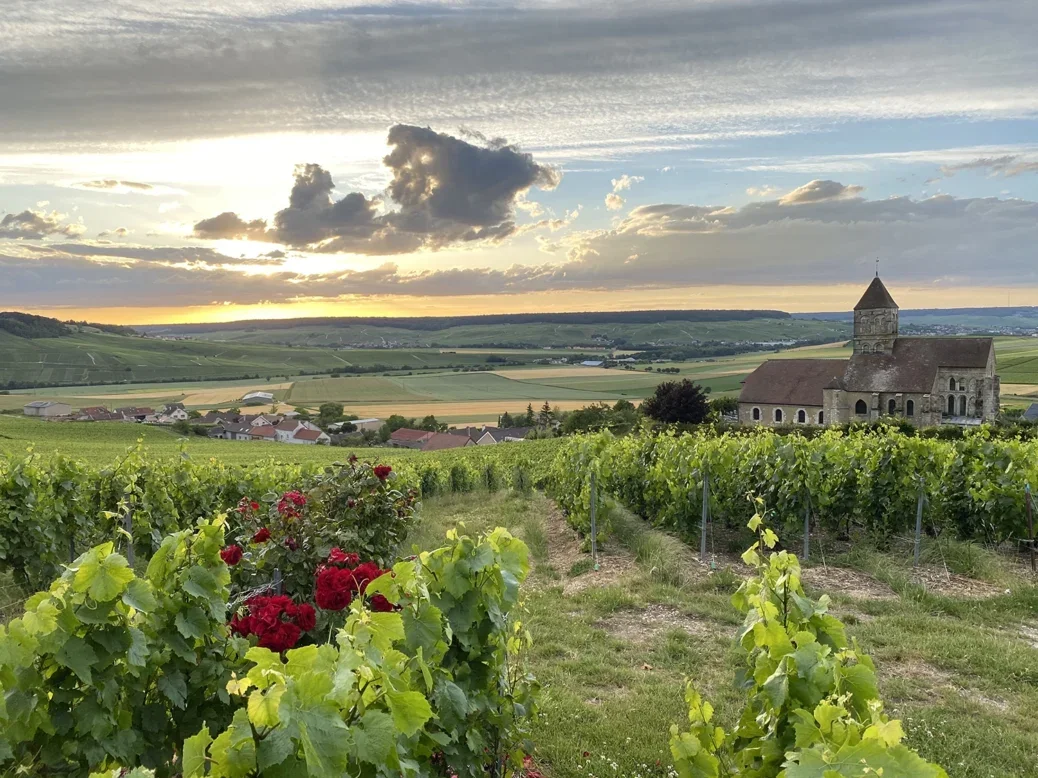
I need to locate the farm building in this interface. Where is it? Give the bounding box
[241,391,275,406]
[23,401,72,417]
[289,428,330,445]
[420,432,474,451]
[389,428,435,449]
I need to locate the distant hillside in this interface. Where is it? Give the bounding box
[795,306,1038,332]
[139,310,850,350]
[0,312,71,339]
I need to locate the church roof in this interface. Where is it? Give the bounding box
[739,359,849,407]
[840,337,993,393]
[854,276,898,311]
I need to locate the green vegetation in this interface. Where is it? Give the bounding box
[413,491,1038,778]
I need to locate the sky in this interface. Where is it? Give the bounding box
[2,0,1037,325]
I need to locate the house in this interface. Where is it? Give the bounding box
[249,425,278,442]
[77,406,120,421]
[420,432,475,451]
[248,414,282,427]
[191,411,232,425]
[475,427,533,445]
[352,418,382,432]
[274,420,304,442]
[162,403,189,420]
[1023,403,1038,422]
[289,428,330,445]
[209,421,253,441]
[738,276,1000,428]
[389,428,435,449]
[116,407,154,422]
[23,400,72,417]
[241,391,275,406]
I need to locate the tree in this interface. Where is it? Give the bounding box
[524,403,536,426]
[318,402,344,422]
[537,401,553,428]
[641,379,710,424]
[499,411,515,427]
[419,415,443,432]
[709,395,739,419]
[188,409,202,419]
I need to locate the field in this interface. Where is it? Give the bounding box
[143,317,852,349]
[4,337,1036,426]
[413,491,1038,778]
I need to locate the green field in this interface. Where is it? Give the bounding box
[145,317,852,349]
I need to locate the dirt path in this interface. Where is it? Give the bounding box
[539,500,637,594]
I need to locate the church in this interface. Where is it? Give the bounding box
[737,277,1000,428]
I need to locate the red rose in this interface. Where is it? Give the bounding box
[369,594,395,613]
[351,562,384,593]
[252,527,271,543]
[229,614,253,637]
[373,464,392,481]
[257,621,302,653]
[346,499,356,509]
[285,536,299,551]
[295,603,316,631]
[348,454,358,464]
[220,545,243,566]
[328,548,360,567]
[315,566,355,611]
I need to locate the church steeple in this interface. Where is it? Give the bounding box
[853,276,898,355]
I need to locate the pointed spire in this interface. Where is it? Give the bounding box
[854,276,898,311]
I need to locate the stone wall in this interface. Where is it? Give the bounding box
[738,402,825,426]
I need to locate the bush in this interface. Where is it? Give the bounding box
[642,379,710,424]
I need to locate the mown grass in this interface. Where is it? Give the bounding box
[413,491,1038,778]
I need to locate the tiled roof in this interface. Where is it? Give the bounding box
[482,427,533,442]
[854,276,898,310]
[293,428,323,441]
[250,426,277,438]
[390,428,434,441]
[841,337,992,393]
[276,420,301,431]
[421,432,472,451]
[739,359,849,406]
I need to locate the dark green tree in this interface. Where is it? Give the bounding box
[641,379,710,424]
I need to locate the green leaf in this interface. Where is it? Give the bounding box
[74,547,135,602]
[122,579,158,612]
[248,686,285,729]
[257,727,295,771]
[386,689,433,737]
[55,634,97,684]
[158,671,188,708]
[183,726,212,778]
[175,606,210,641]
[210,709,257,778]
[353,709,396,765]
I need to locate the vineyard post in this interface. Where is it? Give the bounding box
[273,568,283,595]
[1026,483,1035,575]
[700,471,709,563]
[123,508,135,567]
[590,470,599,571]
[913,485,924,568]
[803,501,810,562]
[68,537,75,564]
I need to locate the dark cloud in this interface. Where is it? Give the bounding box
[97,226,130,238]
[23,242,275,266]
[0,208,85,239]
[938,155,1038,178]
[192,124,560,254]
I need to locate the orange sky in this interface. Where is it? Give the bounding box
[23,284,1038,326]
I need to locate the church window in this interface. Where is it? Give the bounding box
[947,395,955,415]
[977,398,983,412]
[860,343,871,354]
[752,407,760,421]
[959,395,967,416]
[774,408,783,423]
[797,409,806,423]
[855,399,867,415]
[949,377,955,391]
[887,399,896,414]
[818,411,824,424]
[906,400,914,417]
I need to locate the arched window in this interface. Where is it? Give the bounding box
[797,409,806,423]
[906,399,914,417]
[959,395,967,416]
[947,395,956,415]
[949,377,956,391]
[752,407,760,421]
[855,399,868,415]
[774,408,783,423]
[887,399,896,414]
[860,343,871,354]
[818,411,824,424]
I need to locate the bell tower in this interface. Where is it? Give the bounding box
[853,275,898,355]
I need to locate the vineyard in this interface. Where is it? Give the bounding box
[1,428,1034,775]
[546,426,1038,547]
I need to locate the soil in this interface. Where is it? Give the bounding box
[537,501,637,594]
[907,566,1006,599]
[801,566,898,600]
[594,604,726,645]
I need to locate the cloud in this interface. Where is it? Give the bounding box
[0,208,85,239]
[193,124,560,254]
[76,179,153,192]
[938,155,1038,178]
[746,185,780,197]
[97,227,130,238]
[158,201,181,214]
[778,180,864,205]
[1,0,1035,156]
[605,174,644,210]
